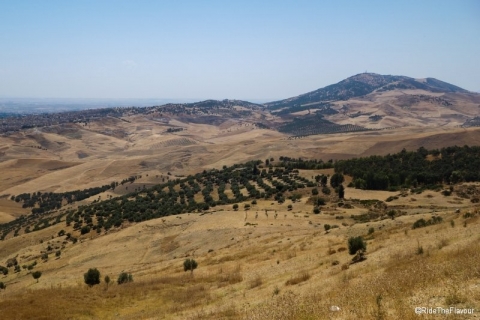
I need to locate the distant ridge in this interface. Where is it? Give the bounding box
[164,99,263,109]
[264,73,468,110]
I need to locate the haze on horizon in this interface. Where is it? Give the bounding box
[1,0,479,101]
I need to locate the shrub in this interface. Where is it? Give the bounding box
[330,173,344,188]
[368,227,374,235]
[84,268,101,287]
[0,282,5,290]
[311,188,319,195]
[387,210,396,220]
[412,216,442,229]
[348,236,366,255]
[324,224,331,232]
[313,207,320,214]
[273,286,280,295]
[285,271,310,286]
[338,185,345,199]
[412,218,427,229]
[105,275,111,287]
[0,266,8,275]
[322,186,331,195]
[32,271,42,282]
[315,197,326,206]
[81,226,91,235]
[183,258,198,274]
[117,272,133,284]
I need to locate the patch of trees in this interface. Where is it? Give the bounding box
[117,272,133,284]
[412,216,443,229]
[279,114,368,137]
[12,184,114,214]
[335,146,480,191]
[52,159,333,233]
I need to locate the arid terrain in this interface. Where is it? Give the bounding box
[1,74,480,319]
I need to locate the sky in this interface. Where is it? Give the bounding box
[1,0,479,101]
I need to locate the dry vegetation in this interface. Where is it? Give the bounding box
[0,199,479,319]
[1,105,480,319]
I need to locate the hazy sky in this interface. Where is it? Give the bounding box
[1,1,479,100]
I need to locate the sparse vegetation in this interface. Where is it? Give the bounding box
[348,236,366,255]
[285,271,310,286]
[412,216,442,229]
[1,95,480,320]
[117,272,133,284]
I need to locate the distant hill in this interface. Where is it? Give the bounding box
[264,73,480,136]
[184,99,263,109]
[265,73,468,110]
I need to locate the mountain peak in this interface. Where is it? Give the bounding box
[265,73,467,110]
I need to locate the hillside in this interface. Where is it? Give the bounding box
[1,75,480,317]
[265,73,469,110]
[265,73,480,137]
[0,152,479,319]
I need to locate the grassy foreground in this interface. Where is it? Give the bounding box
[0,207,479,319]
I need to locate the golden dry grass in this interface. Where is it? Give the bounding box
[1,109,480,318]
[0,203,478,319]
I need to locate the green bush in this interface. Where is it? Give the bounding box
[330,173,344,188]
[32,271,42,282]
[183,258,198,274]
[84,268,101,287]
[322,186,331,195]
[0,266,8,275]
[348,236,366,255]
[0,282,5,290]
[117,272,133,284]
[81,225,91,235]
[412,216,442,229]
[105,275,111,286]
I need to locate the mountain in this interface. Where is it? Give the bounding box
[265,73,468,110]
[264,73,479,136]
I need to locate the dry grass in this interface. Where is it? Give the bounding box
[247,234,480,319]
[248,275,263,289]
[1,204,480,319]
[285,271,311,286]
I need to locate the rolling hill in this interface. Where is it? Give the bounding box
[1,73,480,319]
[264,73,480,136]
[265,73,469,110]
